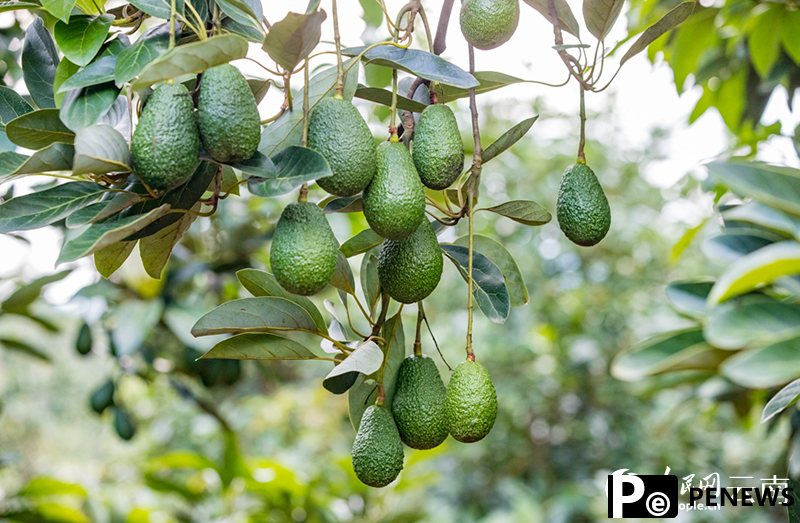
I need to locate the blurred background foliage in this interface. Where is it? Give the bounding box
[1,2,798,523]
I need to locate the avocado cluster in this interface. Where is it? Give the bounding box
[351,355,497,487]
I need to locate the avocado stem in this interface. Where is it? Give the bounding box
[376,384,386,406]
[577,84,587,164]
[298,183,308,202]
[414,303,424,357]
[465,44,482,357]
[331,0,345,98]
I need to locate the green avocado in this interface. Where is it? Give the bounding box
[308,97,377,196]
[197,64,261,163]
[391,355,449,450]
[460,0,519,50]
[444,360,497,443]
[351,404,404,487]
[131,83,200,190]
[556,163,611,247]
[363,141,425,240]
[270,202,338,296]
[377,219,443,304]
[412,104,464,190]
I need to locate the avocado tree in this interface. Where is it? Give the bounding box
[0,0,696,488]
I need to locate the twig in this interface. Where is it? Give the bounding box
[433,0,455,56]
[420,301,451,370]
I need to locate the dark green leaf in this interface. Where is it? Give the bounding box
[6,109,75,149]
[329,251,356,295]
[441,243,510,324]
[0,143,74,179]
[620,2,696,65]
[702,233,775,263]
[360,251,380,314]
[480,199,550,226]
[0,182,106,233]
[217,0,263,30]
[664,281,713,316]
[22,18,59,109]
[191,297,318,336]
[340,228,383,258]
[263,10,326,71]
[322,371,359,394]
[54,15,113,67]
[66,192,142,228]
[97,95,131,136]
[247,146,331,197]
[210,150,275,178]
[708,241,800,304]
[0,86,33,125]
[762,377,800,423]
[58,55,117,92]
[115,22,174,86]
[354,85,428,112]
[59,82,120,132]
[721,202,800,239]
[705,298,800,349]
[482,116,538,164]
[72,123,130,175]
[722,336,800,388]
[247,78,271,103]
[53,57,80,107]
[708,161,800,217]
[0,338,49,361]
[221,16,264,43]
[1,269,71,313]
[612,328,717,381]
[343,45,478,89]
[454,234,528,307]
[583,0,624,40]
[440,71,527,102]
[200,333,320,360]
[522,0,580,37]
[128,0,183,19]
[322,194,362,213]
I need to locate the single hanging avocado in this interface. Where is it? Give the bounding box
[308,97,377,196]
[131,83,200,190]
[444,359,497,443]
[556,163,611,246]
[351,404,404,487]
[270,202,338,296]
[377,219,443,304]
[412,104,464,190]
[391,355,449,449]
[460,0,519,50]
[363,140,425,240]
[197,64,261,163]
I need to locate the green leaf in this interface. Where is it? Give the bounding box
[322,194,362,213]
[72,123,130,175]
[217,0,263,30]
[191,297,318,336]
[54,15,113,67]
[0,86,33,125]
[440,71,527,102]
[221,16,264,43]
[139,208,195,279]
[611,328,718,381]
[115,23,173,86]
[454,234,528,307]
[263,10,325,71]
[762,377,800,423]
[259,58,359,157]
[247,146,331,197]
[19,477,87,497]
[353,85,428,112]
[322,370,360,394]
[22,18,59,109]
[0,143,74,179]
[358,0,382,27]
[722,336,800,388]
[620,2,695,65]
[722,202,800,239]
[236,268,328,334]
[128,0,183,19]
[340,228,383,258]
[343,45,478,89]
[0,338,50,361]
[583,0,624,40]
[748,5,782,78]
[325,340,382,380]
[57,204,172,264]
[131,34,248,91]
[707,161,800,217]
[110,299,163,355]
[40,0,76,21]
[58,55,117,92]
[781,10,800,66]
[94,241,136,278]
[329,251,356,295]
[6,109,75,149]
[702,232,775,263]
[59,82,120,133]
[522,0,580,37]
[1,269,71,313]
[479,199,550,226]
[66,191,142,228]
[200,333,319,360]
[664,281,714,317]
[208,150,275,178]
[0,2,42,13]
[53,57,81,107]
[441,243,511,324]
[0,182,106,233]
[482,116,539,164]
[360,251,380,314]
[247,78,271,103]
[705,298,800,349]
[708,241,800,304]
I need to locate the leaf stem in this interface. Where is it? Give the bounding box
[332,0,345,98]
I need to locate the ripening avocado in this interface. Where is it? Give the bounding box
[131,83,200,190]
[270,202,338,296]
[391,355,449,450]
[308,97,377,196]
[556,163,611,247]
[90,380,114,414]
[444,360,497,443]
[460,0,519,50]
[197,64,261,163]
[412,104,464,190]
[377,219,443,304]
[363,141,425,240]
[351,404,404,487]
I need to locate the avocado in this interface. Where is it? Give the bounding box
[270,202,338,296]
[308,97,377,196]
[444,360,497,443]
[351,404,404,487]
[412,104,464,190]
[460,0,519,50]
[363,141,425,240]
[377,219,443,303]
[131,83,200,190]
[391,355,449,449]
[556,163,611,247]
[90,381,114,414]
[197,64,261,163]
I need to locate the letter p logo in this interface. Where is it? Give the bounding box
[608,470,645,518]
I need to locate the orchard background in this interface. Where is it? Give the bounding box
[1,0,800,520]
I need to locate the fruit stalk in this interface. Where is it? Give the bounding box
[578,84,586,164]
[300,57,310,201]
[414,303,424,357]
[465,44,481,360]
[433,0,456,55]
[331,0,345,97]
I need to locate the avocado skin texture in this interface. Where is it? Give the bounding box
[270,202,338,296]
[308,97,377,196]
[444,360,497,443]
[377,219,443,304]
[351,405,404,487]
[391,355,449,450]
[460,0,519,50]
[131,83,200,190]
[363,141,425,240]
[197,64,261,163]
[412,104,464,190]
[556,163,611,247]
